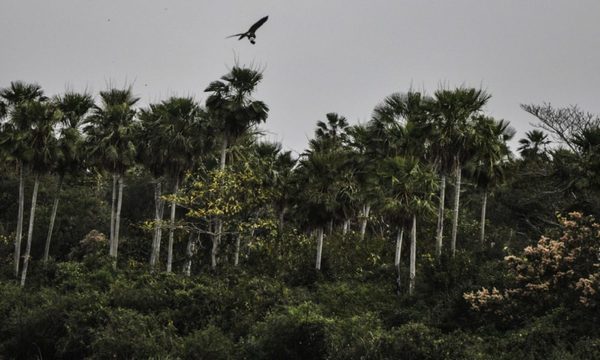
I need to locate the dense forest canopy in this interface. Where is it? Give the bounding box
[1,68,600,359]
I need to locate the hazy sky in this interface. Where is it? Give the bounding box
[2,0,599,154]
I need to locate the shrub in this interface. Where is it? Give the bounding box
[244,302,331,360]
[180,325,235,360]
[464,212,600,323]
[90,308,181,359]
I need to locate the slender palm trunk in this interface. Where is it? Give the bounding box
[211,220,221,269]
[249,229,255,262]
[328,219,334,236]
[395,227,404,293]
[409,215,417,296]
[43,175,63,264]
[360,204,371,241]
[150,180,163,269]
[435,174,446,257]
[315,227,324,270]
[14,162,25,277]
[220,137,228,171]
[111,175,124,267]
[212,136,228,269]
[183,231,197,276]
[166,177,180,273]
[394,227,404,270]
[110,173,117,246]
[480,191,488,246]
[451,161,461,257]
[20,176,39,287]
[234,235,241,266]
[342,219,350,235]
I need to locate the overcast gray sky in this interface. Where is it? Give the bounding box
[2,0,599,154]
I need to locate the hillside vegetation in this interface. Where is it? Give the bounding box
[1,68,600,359]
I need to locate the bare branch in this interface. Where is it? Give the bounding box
[521,103,600,153]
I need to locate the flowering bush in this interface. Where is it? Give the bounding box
[464,212,600,321]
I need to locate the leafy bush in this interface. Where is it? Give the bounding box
[90,308,181,359]
[181,325,235,360]
[244,302,331,360]
[326,312,386,360]
[464,212,600,324]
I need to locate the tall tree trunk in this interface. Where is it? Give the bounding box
[409,215,417,296]
[480,191,488,246]
[328,219,333,236]
[43,175,63,264]
[110,173,117,247]
[14,162,25,277]
[360,204,371,241]
[211,136,229,269]
[249,229,255,262]
[183,231,197,276]
[315,227,324,270]
[234,235,241,266]
[20,175,39,287]
[395,227,404,294]
[211,220,221,269]
[342,219,350,235]
[451,161,461,257]
[508,228,514,249]
[166,177,179,273]
[394,227,404,270]
[111,175,124,267]
[220,137,228,171]
[150,180,163,270]
[435,174,446,257]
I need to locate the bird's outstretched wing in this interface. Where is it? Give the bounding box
[226,33,246,39]
[248,16,268,33]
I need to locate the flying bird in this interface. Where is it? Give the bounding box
[227,16,268,44]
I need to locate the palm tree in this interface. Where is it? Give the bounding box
[344,124,376,240]
[370,92,433,256]
[570,127,600,193]
[429,88,491,256]
[136,106,168,270]
[311,113,350,151]
[518,130,550,160]
[249,142,297,254]
[272,148,297,239]
[380,156,437,295]
[15,100,60,286]
[148,97,206,273]
[0,81,46,277]
[295,151,341,270]
[43,91,94,263]
[296,112,356,269]
[204,66,269,268]
[467,116,514,245]
[308,113,355,237]
[204,66,269,170]
[85,87,139,265]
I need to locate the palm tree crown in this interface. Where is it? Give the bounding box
[85,88,139,174]
[518,130,550,159]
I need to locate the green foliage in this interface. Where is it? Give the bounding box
[90,308,181,359]
[181,325,235,360]
[2,78,600,359]
[244,302,331,360]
